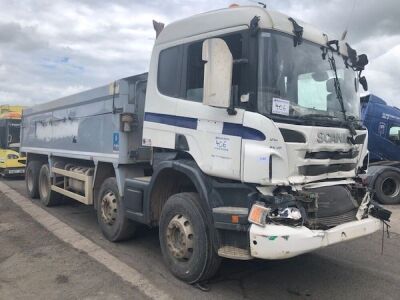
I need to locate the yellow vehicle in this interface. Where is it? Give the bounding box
[0,149,26,176]
[0,105,26,176]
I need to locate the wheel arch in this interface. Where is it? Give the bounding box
[146,160,213,227]
[93,162,116,210]
[26,152,48,164]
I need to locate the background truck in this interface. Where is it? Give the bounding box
[0,105,26,176]
[21,6,388,284]
[361,94,400,204]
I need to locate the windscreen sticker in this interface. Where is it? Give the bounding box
[272,98,290,116]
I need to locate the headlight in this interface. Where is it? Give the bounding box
[248,203,303,227]
[268,207,303,226]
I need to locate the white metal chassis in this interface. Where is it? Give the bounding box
[249,217,381,259]
[51,167,94,205]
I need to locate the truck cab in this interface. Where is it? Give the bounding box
[361,94,400,161]
[139,6,384,279]
[144,6,368,186]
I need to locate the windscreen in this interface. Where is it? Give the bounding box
[258,31,359,123]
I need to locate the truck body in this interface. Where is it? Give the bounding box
[361,94,400,204]
[21,6,388,283]
[0,105,26,176]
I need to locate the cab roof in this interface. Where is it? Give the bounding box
[156,6,337,49]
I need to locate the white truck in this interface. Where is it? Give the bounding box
[21,6,391,284]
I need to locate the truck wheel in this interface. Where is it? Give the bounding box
[25,160,42,198]
[374,170,400,204]
[159,192,221,284]
[97,177,136,242]
[38,164,62,206]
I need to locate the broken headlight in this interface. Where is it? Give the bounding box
[248,202,304,227]
[267,207,303,226]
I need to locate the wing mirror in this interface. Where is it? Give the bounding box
[359,76,368,91]
[202,38,233,108]
[356,54,369,70]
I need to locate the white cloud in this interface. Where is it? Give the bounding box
[0,0,398,109]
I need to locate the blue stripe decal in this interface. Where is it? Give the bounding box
[144,112,197,129]
[144,112,266,141]
[222,123,266,141]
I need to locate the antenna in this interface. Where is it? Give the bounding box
[341,0,357,40]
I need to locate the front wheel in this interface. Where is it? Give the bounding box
[159,192,221,284]
[96,177,136,242]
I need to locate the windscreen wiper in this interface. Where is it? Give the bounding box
[324,45,357,140]
[300,114,339,120]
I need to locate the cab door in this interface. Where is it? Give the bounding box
[174,29,248,180]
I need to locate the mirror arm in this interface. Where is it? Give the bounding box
[227,106,237,116]
[227,86,238,116]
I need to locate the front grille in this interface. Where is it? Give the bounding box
[299,163,356,176]
[308,209,357,228]
[305,150,358,160]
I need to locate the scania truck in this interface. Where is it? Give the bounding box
[20,6,390,284]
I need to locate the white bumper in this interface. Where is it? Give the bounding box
[249,217,381,259]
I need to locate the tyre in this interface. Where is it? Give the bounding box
[25,160,42,198]
[159,192,221,284]
[97,177,136,242]
[38,164,63,206]
[374,170,400,204]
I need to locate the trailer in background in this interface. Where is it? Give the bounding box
[361,94,400,204]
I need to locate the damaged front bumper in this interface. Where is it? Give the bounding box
[249,216,381,260]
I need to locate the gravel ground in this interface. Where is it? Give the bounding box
[0,191,147,300]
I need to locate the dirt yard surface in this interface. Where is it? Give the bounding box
[0,190,147,300]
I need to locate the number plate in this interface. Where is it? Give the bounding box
[8,169,24,174]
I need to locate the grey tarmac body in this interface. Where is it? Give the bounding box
[1,177,400,300]
[0,182,148,300]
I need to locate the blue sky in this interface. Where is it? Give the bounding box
[0,0,398,106]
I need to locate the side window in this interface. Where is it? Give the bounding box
[158,46,182,97]
[389,125,400,144]
[185,42,204,102]
[184,33,245,102]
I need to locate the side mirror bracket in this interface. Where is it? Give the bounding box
[227,86,238,115]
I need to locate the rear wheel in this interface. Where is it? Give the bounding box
[159,192,221,284]
[38,164,62,206]
[96,177,136,242]
[25,160,42,198]
[374,170,400,204]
